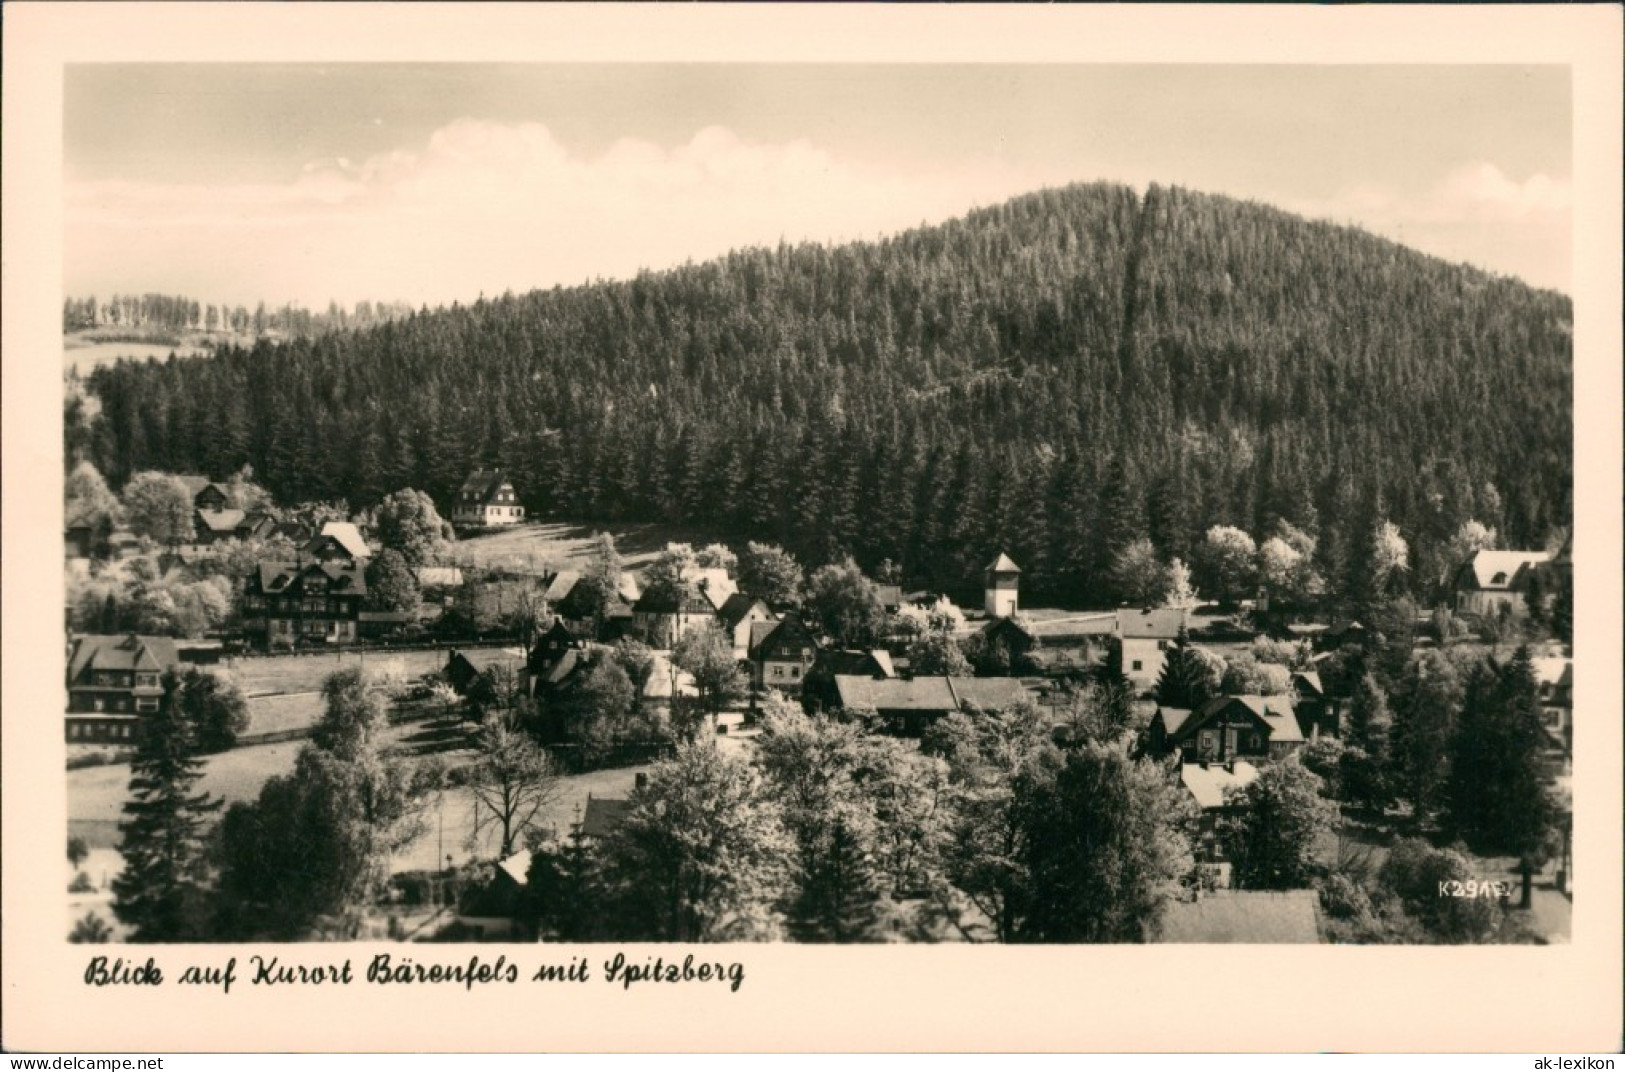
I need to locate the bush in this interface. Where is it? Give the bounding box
[1378,838,1505,943]
[69,871,96,894]
[1316,872,1375,922]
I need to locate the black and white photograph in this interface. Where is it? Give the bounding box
[6,2,1621,1055]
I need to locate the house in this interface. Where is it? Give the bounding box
[444,649,481,694]
[801,648,897,711]
[1148,694,1305,762]
[1290,671,1340,739]
[875,585,904,614]
[1452,549,1553,619]
[453,468,525,528]
[357,610,416,640]
[983,553,1021,618]
[302,521,371,564]
[234,511,279,541]
[66,634,180,743]
[176,475,233,512]
[632,583,716,649]
[541,570,581,606]
[193,508,247,545]
[1533,657,1573,757]
[686,567,739,611]
[242,560,368,648]
[526,620,584,697]
[456,850,533,940]
[716,594,775,654]
[1155,890,1322,943]
[1178,758,1260,865]
[579,794,634,841]
[976,616,1037,673]
[831,674,1031,736]
[748,616,820,692]
[1115,608,1190,693]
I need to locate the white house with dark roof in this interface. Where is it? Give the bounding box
[453,468,525,527]
[1452,548,1552,618]
[1115,607,1190,692]
[303,521,371,564]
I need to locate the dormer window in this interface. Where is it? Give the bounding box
[1491,571,1508,585]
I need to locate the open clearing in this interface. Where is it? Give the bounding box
[452,520,727,576]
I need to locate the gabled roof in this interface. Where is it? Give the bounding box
[985,553,1021,574]
[542,570,580,603]
[1116,607,1189,640]
[253,560,369,596]
[716,593,771,632]
[580,796,633,839]
[945,676,1031,711]
[1154,706,1195,737]
[748,619,784,654]
[1155,890,1321,944]
[981,616,1036,642]
[834,675,958,712]
[1229,694,1304,743]
[616,573,642,602]
[811,649,897,680]
[457,468,515,505]
[686,568,738,610]
[533,648,582,689]
[633,582,715,616]
[1180,759,1260,809]
[69,634,181,682]
[832,674,1029,713]
[316,521,370,559]
[1292,671,1324,698]
[196,508,246,533]
[750,616,817,659]
[174,475,214,498]
[496,849,533,887]
[1458,549,1551,591]
[874,584,904,610]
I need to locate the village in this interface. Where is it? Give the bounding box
[64,461,1575,945]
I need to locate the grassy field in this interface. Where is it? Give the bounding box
[452,520,726,575]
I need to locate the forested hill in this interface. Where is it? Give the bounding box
[80,182,1572,606]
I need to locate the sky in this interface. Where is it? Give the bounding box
[64,64,1573,310]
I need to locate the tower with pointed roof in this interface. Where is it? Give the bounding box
[984,552,1021,618]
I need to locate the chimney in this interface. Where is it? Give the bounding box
[635,772,648,790]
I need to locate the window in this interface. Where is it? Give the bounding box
[790,666,801,679]
[772,666,784,679]
[70,724,80,739]
[1132,660,1143,671]
[137,699,158,714]
[1158,640,1170,651]
[94,698,105,712]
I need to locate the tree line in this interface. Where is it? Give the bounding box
[78,181,1572,611]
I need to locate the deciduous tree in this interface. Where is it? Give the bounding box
[595,742,794,941]
[1219,761,1338,890]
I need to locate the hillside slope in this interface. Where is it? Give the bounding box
[79,181,1572,604]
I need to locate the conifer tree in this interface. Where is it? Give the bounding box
[1153,627,1218,710]
[112,672,223,941]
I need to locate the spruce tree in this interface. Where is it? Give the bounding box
[1446,647,1559,905]
[112,671,223,941]
[1153,627,1217,710]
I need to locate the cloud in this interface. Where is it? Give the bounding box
[1281,161,1571,291]
[66,120,1047,307]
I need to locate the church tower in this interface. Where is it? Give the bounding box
[984,553,1021,618]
